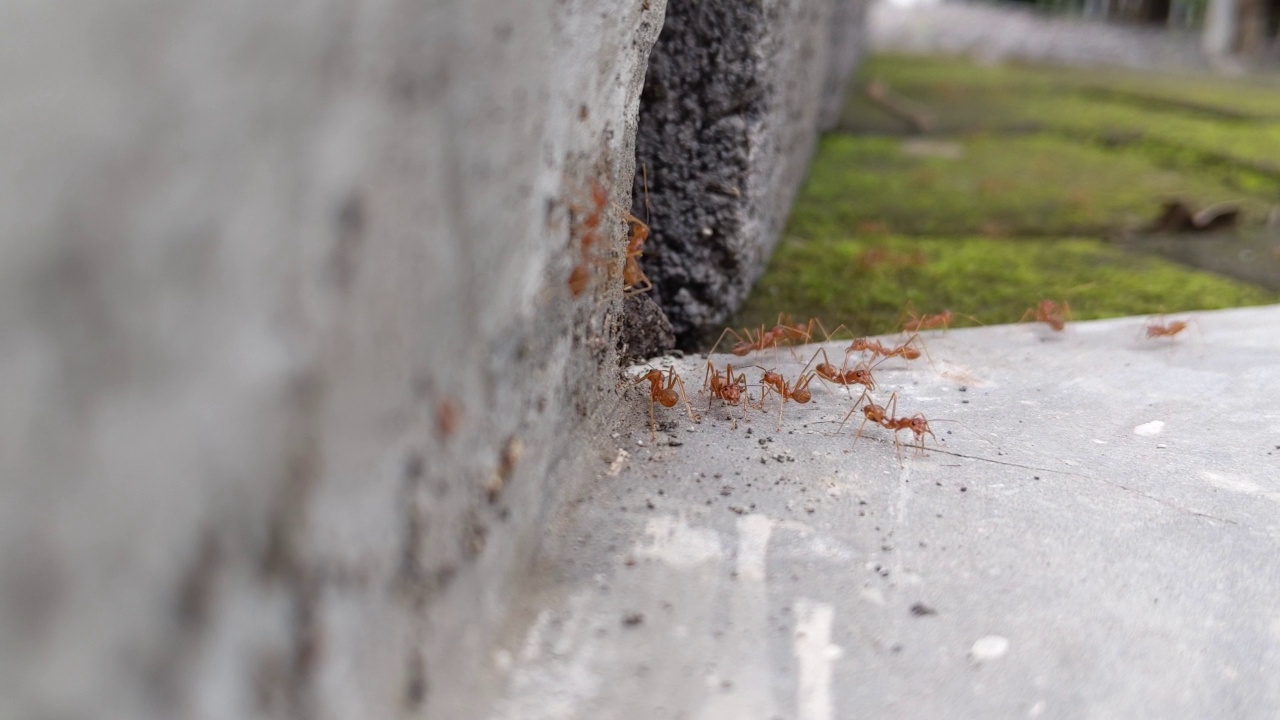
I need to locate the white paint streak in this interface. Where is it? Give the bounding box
[1133,420,1165,436]
[736,514,774,582]
[970,635,1010,661]
[635,515,723,569]
[697,515,778,720]
[794,598,842,720]
[492,592,601,720]
[860,587,886,605]
[1203,471,1260,494]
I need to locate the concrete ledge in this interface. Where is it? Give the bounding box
[494,305,1280,717]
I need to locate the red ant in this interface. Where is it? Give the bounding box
[1144,317,1191,339]
[847,334,924,361]
[900,307,982,335]
[756,367,815,429]
[883,412,938,459]
[621,212,652,295]
[807,347,879,396]
[1020,300,1070,332]
[902,309,953,333]
[635,366,699,439]
[622,165,654,295]
[709,313,817,357]
[703,362,750,412]
[839,391,936,459]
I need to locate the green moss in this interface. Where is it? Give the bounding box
[726,55,1280,345]
[793,134,1267,238]
[734,235,1275,336]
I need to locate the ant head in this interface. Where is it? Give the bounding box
[640,368,664,382]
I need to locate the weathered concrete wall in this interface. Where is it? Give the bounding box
[0,0,664,718]
[632,0,866,347]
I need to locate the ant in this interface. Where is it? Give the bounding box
[709,313,817,357]
[807,347,879,396]
[1020,300,1070,332]
[635,366,699,440]
[622,165,654,295]
[756,367,815,429]
[1144,316,1191,339]
[839,391,936,460]
[621,212,652,295]
[703,362,751,414]
[902,309,953,333]
[883,412,938,459]
[847,334,925,362]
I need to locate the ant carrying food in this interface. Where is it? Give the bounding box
[1020,300,1070,331]
[756,367,815,429]
[635,366,699,440]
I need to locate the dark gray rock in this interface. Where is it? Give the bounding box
[620,293,678,362]
[632,0,866,347]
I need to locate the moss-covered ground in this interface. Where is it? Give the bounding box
[729,54,1280,340]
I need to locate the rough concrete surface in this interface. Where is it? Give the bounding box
[633,0,866,346]
[491,305,1280,718]
[0,0,665,718]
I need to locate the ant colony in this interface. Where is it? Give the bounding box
[630,304,1193,463]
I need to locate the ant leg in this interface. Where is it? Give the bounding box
[812,318,851,344]
[906,332,938,373]
[670,372,700,422]
[622,267,653,296]
[708,327,743,357]
[648,397,657,441]
[853,416,872,443]
[838,389,871,434]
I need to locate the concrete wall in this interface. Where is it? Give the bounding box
[632,0,866,347]
[0,0,860,718]
[1,1,664,718]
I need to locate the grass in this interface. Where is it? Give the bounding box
[725,54,1279,341]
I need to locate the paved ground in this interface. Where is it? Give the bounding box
[487,304,1280,719]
